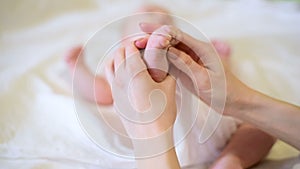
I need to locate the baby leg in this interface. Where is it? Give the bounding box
[65,46,113,105]
[211,39,231,65]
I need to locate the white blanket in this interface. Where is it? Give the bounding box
[1,0,300,168]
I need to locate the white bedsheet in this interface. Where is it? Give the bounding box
[1,0,300,168]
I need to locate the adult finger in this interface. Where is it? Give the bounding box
[134,36,149,49]
[140,23,215,66]
[105,58,115,86]
[114,47,126,74]
[175,42,201,65]
[125,44,150,79]
[167,46,211,94]
[139,23,201,51]
[143,26,172,82]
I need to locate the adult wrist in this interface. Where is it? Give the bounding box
[226,84,258,118]
[131,127,175,159]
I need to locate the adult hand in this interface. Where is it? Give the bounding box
[106,42,181,166]
[136,23,252,116]
[137,24,300,150]
[105,43,177,140]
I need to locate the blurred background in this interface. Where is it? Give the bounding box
[0,0,300,168]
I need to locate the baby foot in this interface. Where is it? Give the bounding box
[211,40,231,64]
[64,46,83,72]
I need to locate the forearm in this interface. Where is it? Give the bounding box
[232,89,300,150]
[135,147,180,169]
[132,130,180,169]
[213,124,275,168]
